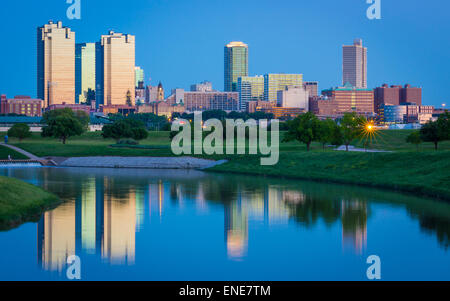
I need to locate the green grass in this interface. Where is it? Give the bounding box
[209,151,450,201]
[0,176,60,230]
[353,129,450,152]
[2,130,450,200]
[0,145,29,160]
[5,131,174,157]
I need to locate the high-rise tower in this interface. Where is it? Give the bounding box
[37,21,76,107]
[343,39,367,88]
[224,42,248,92]
[75,43,96,104]
[98,31,135,106]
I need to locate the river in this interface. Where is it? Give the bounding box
[0,167,449,280]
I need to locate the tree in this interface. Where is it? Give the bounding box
[131,127,148,141]
[43,108,89,130]
[406,131,422,151]
[42,115,84,144]
[330,123,344,147]
[420,112,450,150]
[41,108,87,144]
[102,119,148,143]
[283,112,321,151]
[81,88,96,106]
[126,90,132,106]
[340,112,366,151]
[7,123,32,142]
[102,120,133,143]
[317,119,337,150]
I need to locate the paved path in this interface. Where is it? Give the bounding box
[60,156,227,170]
[0,143,41,160]
[334,145,391,153]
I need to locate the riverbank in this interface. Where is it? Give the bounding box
[0,176,60,230]
[208,151,450,201]
[0,145,29,160]
[3,130,450,201]
[58,156,227,169]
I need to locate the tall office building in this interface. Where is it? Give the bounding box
[37,21,76,107]
[135,66,144,88]
[224,42,248,92]
[75,43,96,104]
[238,76,264,111]
[343,39,367,88]
[98,31,135,106]
[264,74,303,103]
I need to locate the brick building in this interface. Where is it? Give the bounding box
[319,84,374,116]
[374,84,422,113]
[0,95,44,117]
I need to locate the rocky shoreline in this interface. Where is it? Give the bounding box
[57,156,227,170]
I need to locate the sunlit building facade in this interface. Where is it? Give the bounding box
[75,43,96,104]
[37,21,76,107]
[224,42,248,92]
[237,76,264,111]
[99,31,135,106]
[264,74,303,104]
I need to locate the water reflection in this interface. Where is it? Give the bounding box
[1,167,449,274]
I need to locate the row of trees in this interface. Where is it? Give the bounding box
[6,109,90,143]
[101,118,148,144]
[284,112,367,151]
[406,112,450,150]
[172,110,274,122]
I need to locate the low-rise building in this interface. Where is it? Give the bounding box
[137,102,185,118]
[165,89,240,112]
[320,84,374,116]
[0,95,44,117]
[277,86,309,111]
[46,103,93,115]
[381,103,435,124]
[0,116,43,132]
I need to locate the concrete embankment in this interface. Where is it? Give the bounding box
[59,156,227,170]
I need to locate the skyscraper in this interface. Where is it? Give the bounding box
[98,31,135,106]
[75,43,96,104]
[238,76,264,111]
[224,42,248,92]
[264,74,303,103]
[135,66,144,88]
[343,39,367,88]
[37,21,76,107]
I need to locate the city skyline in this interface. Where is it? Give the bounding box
[0,1,448,107]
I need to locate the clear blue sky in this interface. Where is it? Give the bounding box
[0,0,449,107]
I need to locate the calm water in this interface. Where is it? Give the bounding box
[0,167,449,281]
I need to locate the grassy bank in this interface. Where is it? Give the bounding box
[2,130,450,200]
[0,176,60,230]
[0,145,29,160]
[209,151,450,201]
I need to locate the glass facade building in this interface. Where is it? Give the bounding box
[99,31,135,106]
[264,74,303,103]
[224,42,248,92]
[37,21,76,107]
[75,43,96,104]
[237,76,264,111]
[135,66,144,88]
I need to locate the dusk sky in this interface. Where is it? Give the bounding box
[0,0,449,107]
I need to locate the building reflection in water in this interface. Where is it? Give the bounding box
[38,176,140,270]
[37,172,370,270]
[341,200,368,254]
